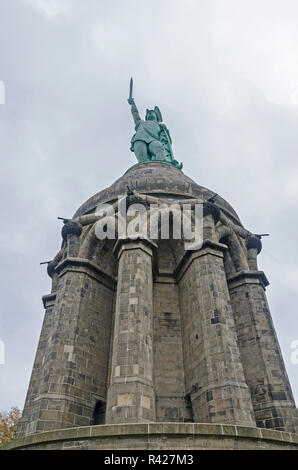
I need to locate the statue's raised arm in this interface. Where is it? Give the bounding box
[127,78,141,126]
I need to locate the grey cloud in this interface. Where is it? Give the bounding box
[0,0,297,410]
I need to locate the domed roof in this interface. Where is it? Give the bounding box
[73,162,241,224]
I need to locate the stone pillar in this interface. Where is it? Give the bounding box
[61,220,82,258]
[16,292,57,437]
[228,262,298,433]
[106,238,156,424]
[177,206,255,426]
[17,247,116,435]
[246,235,261,271]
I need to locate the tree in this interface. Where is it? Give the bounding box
[0,407,21,445]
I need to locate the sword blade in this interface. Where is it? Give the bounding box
[129,77,133,100]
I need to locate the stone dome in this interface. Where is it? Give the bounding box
[73,162,241,224]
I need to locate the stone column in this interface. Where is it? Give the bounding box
[106,238,156,424]
[246,235,260,271]
[228,239,298,433]
[17,222,116,436]
[61,220,82,258]
[16,290,57,437]
[177,205,255,426]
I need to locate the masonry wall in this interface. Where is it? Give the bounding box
[228,273,298,433]
[177,245,255,427]
[153,280,192,422]
[8,423,298,451]
[106,241,156,424]
[17,263,115,436]
[16,296,56,436]
[16,161,298,444]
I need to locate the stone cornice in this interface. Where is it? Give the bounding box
[113,237,157,260]
[227,270,269,289]
[174,239,227,282]
[42,293,57,309]
[54,257,116,291]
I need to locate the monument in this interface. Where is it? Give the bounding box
[6,82,298,450]
[128,78,182,169]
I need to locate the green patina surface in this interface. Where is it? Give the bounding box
[128,78,182,169]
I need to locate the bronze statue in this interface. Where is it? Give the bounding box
[128,78,182,169]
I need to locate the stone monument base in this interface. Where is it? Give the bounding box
[3,423,298,450]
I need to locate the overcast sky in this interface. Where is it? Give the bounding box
[0,0,298,412]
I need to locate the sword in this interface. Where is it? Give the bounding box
[128,77,133,103]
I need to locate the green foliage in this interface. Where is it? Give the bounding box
[0,407,21,445]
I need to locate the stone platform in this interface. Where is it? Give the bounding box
[3,423,298,450]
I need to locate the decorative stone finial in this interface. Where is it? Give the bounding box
[61,221,82,241]
[246,235,262,254]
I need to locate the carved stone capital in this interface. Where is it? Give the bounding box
[113,236,157,260]
[227,270,269,289]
